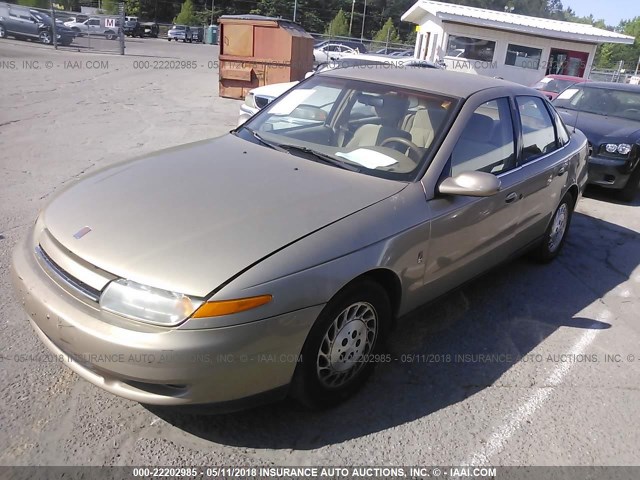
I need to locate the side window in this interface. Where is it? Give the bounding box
[450,98,516,176]
[516,96,558,163]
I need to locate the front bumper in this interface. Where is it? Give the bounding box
[587,155,638,190]
[11,234,322,406]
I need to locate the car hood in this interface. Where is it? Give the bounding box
[251,81,299,99]
[41,134,406,297]
[557,109,640,145]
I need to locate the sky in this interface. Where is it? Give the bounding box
[565,0,639,27]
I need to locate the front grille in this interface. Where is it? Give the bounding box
[255,96,272,109]
[36,245,101,302]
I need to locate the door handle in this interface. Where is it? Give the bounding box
[557,163,568,176]
[505,192,519,204]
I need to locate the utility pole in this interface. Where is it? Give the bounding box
[293,0,297,22]
[349,0,355,36]
[360,0,367,41]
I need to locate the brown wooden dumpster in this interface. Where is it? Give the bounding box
[218,15,314,99]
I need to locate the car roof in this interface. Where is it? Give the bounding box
[580,82,640,92]
[322,67,530,99]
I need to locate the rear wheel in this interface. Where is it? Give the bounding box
[291,279,391,409]
[0,24,6,39]
[619,165,640,202]
[532,192,574,263]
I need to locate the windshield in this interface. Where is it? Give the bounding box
[238,74,457,181]
[533,78,578,94]
[172,25,186,30]
[553,85,640,122]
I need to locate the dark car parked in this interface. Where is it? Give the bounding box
[0,4,74,46]
[553,82,640,201]
[191,26,203,43]
[140,21,158,37]
[123,20,144,37]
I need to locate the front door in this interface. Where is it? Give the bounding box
[423,97,523,300]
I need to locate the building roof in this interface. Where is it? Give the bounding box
[402,1,635,45]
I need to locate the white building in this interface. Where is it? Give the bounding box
[402,0,635,85]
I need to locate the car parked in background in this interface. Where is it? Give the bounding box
[313,43,358,63]
[12,67,588,410]
[532,74,588,100]
[191,26,203,43]
[64,16,120,40]
[239,55,443,125]
[123,20,144,38]
[167,24,192,42]
[0,5,74,46]
[313,39,367,53]
[553,82,640,201]
[140,21,159,38]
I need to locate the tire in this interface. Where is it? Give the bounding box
[167,38,171,41]
[290,279,391,409]
[39,30,52,45]
[0,24,6,39]
[182,38,186,43]
[531,192,574,263]
[105,31,115,40]
[619,165,640,202]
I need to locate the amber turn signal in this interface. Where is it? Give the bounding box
[192,294,273,318]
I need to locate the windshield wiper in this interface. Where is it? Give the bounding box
[238,127,288,153]
[277,144,360,172]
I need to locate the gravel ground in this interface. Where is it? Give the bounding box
[1,38,639,468]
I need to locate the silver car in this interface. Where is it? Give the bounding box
[12,67,588,410]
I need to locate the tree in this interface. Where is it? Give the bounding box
[250,0,292,19]
[100,0,119,15]
[324,9,349,36]
[17,0,50,8]
[596,17,640,69]
[373,18,401,44]
[174,0,198,26]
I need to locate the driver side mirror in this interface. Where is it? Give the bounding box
[439,171,501,197]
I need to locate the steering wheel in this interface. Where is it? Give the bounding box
[379,137,423,161]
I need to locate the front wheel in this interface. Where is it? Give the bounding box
[290,279,391,409]
[39,30,52,45]
[532,192,574,263]
[0,24,6,39]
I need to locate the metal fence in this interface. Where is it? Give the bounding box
[30,4,125,54]
[588,68,636,84]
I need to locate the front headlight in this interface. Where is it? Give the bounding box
[100,279,203,326]
[244,92,257,109]
[604,143,632,155]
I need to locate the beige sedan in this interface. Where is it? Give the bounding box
[12,67,588,411]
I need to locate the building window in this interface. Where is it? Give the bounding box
[505,44,543,70]
[446,35,496,62]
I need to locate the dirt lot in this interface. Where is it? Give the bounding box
[1,38,639,468]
